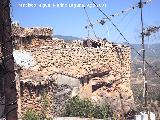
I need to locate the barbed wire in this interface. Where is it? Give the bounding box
[84,7,98,39]
[143,26,160,37]
[85,0,151,29]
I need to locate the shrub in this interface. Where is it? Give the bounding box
[22,91,51,120]
[62,96,113,119]
[22,109,41,120]
[41,91,49,118]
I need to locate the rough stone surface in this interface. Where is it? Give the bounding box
[18,38,133,113]
[20,80,55,118]
[11,22,53,37]
[13,34,134,117]
[53,84,72,116]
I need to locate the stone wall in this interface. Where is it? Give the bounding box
[22,41,133,114]
[19,80,55,118]
[11,22,54,50]
[28,44,131,84]
[16,68,73,118]
[16,38,134,117]
[11,22,53,37]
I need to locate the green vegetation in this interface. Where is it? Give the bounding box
[41,91,49,119]
[22,109,41,120]
[22,89,52,120]
[62,96,113,119]
[22,109,52,120]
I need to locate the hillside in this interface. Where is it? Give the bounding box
[54,35,82,42]
[130,43,160,85]
[131,43,160,60]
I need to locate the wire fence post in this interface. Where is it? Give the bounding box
[139,0,148,110]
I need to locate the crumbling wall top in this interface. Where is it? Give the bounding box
[11,22,53,37]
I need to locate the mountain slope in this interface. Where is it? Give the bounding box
[54,35,82,41]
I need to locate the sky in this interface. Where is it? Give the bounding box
[11,0,160,44]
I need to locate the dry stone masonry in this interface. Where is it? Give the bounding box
[11,22,53,50]
[20,79,54,118]
[12,23,134,117]
[11,22,53,37]
[19,40,134,116]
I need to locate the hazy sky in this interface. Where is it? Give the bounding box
[11,0,160,43]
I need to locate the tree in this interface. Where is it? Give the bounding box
[0,0,17,119]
